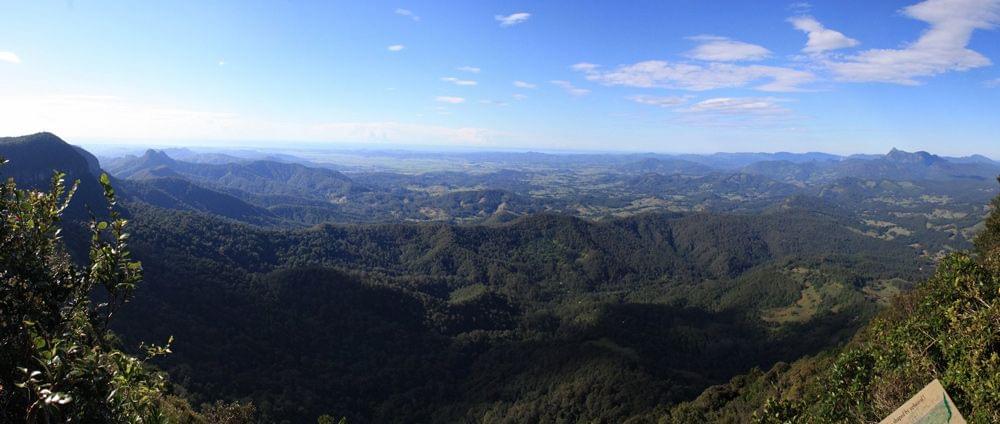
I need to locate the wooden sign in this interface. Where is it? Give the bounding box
[879,379,966,424]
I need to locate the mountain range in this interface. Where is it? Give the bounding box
[2,132,998,423]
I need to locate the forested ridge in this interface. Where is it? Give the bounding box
[100,139,997,256]
[666,177,1000,423]
[110,200,927,422]
[3,132,999,423]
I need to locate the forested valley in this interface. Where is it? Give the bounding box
[3,133,999,423]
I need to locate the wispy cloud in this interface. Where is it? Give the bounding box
[825,0,1000,84]
[985,78,1000,88]
[571,63,600,72]
[677,97,796,128]
[387,44,405,52]
[435,96,466,104]
[480,99,509,106]
[550,80,590,96]
[575,61,815,92]
[789,16,859,53]
[0,51,21,64]
[686,35,771,62]
[495,12,531,27]
[457,66,480,73]
[513,80,537,89]
[684,97,790,115]
[441,77,477,86]
[0,93,498,145]
[512,93,528,100]
[627,95,692,107]
[0,94,236,140]
[395,8,420,21]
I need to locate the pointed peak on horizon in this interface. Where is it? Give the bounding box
[884,147,945,166]
[139,148,176,165]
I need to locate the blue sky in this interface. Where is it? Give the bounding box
[1,0,998,156]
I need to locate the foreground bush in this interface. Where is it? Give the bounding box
[0,160,173,422]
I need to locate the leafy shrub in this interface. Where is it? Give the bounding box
[750,180,1000,423]
[1,160,174,422]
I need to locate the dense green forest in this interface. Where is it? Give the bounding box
[3,133,999,423]
[665,178,1000,423]
[113,203,927,422]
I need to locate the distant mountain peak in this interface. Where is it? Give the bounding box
[885,148,943,165]
[139,149,177,166]
[946,153,997,165]
[0,131,68,148]
[0,132,108,218]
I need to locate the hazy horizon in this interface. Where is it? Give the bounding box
[67,136,998,161]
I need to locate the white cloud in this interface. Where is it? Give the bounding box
[789,16,859,53]
[435,96,466,104]
[684,97,791,115]
[550,80,590,96]
[441,77,477,86]
[0,93,496,145]
[986,78,1000,87]
[395,8,420,21]
[576,61,815,92]
[627,95,692,107]
[387,44,405,52]
[218,60,227,66]
[480,99,509,106]
[0,51,21,64]
[677,97,796,128]
[512,93,528,100]
[496,12,531,27]
[457,66,481,73]
[571,62,600,72]
[686,36,771,61]
[513,80,537,89]
[826,0,1000,84]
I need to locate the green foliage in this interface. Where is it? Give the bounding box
[106,201,926,422]
[974,176,1000,259]
[0,161,171,422]
[197,401,259,424]
[674,181,1000,424]
[763,251,1000,423]
[765,182,1000,423]
[5,134,994,423]
[669,252,1000,424]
